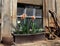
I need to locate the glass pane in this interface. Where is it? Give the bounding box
[17,17,25,26]
[34,18,43,28]
[36,9,42,16]
[17,8,24,15]
[17,3,25,15]
[17,17,21,21]
[26,18,43,29]
[25,18,32,29]
[26,8,33,16]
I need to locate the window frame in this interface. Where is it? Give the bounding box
[17,4,43,28]
[17,7,43,18]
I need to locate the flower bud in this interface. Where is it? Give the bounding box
[21,13,27,19]
[31,16,35,20]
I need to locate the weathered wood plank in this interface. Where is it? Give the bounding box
[43,0,47,28]
[1,0,59,40]
[56,0,60,26]
[12,0,17,27]
[18,0,42,5]
[44,0,56,27]
[2,0,11,37]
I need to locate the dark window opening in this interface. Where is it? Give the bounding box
[17,3,43,30]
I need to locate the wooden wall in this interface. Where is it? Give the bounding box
[56,0,60,26]
[44,0,57,27]
[1,0,55,36]
[1,0,12,37]
[18,0,42,5]
[1,0,60,39]
[11,0,17,27]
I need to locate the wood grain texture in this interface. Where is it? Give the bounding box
[18,0,42,5]
[1,0,12,37]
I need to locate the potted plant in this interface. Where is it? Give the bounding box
[12,14,44,35]
[11,14,45,42]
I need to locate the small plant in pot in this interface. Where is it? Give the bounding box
[12,13,44,35]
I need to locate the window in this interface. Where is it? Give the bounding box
[17,3,25,15]
[17,3,43,29]
[26,8,33,16]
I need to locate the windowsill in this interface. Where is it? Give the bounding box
[17,15,43,18]
[11,31,45,36]
[11,31,45,42]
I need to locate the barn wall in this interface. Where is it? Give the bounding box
[45,0,57,27]
[18,0,42,5]
[3,0,56,30]
[56,0,60,26]
[1,0,60,39]
[11,0,17,27]
[1,0,11,37]
[46,0,60,27]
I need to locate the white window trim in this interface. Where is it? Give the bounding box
[17,8,42,18]
[24,8,27,14]
[33,8,36,16]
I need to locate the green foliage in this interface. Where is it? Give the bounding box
[13,18,44,34]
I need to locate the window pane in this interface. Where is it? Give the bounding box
[17,17,24,25]
[26,8,33,16]
[17,3,25,15]
[34,18,43,28]
[26,18,43,29]
[17,8,24,15]
[17,17,21,21]
[25,18,32,29]
[36,9,42,16]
